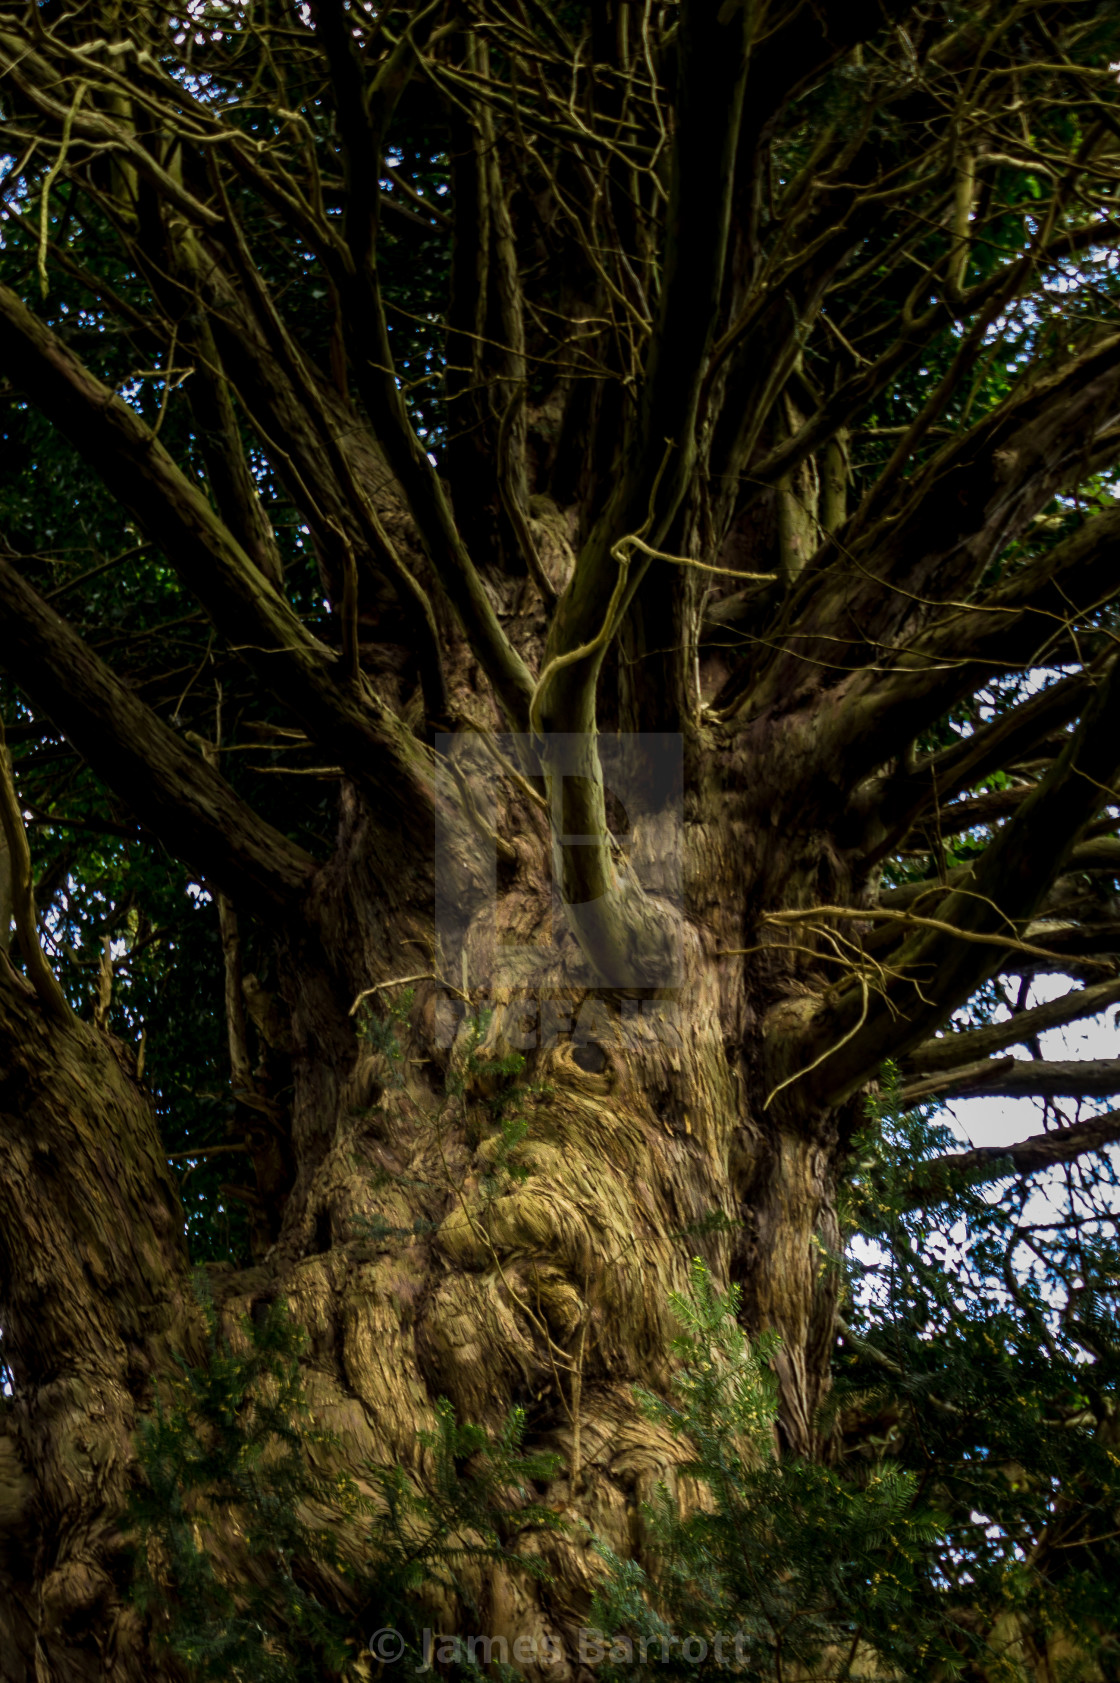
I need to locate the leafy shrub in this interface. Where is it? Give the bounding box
[129,1271,563,1681]
[590,1259,944,1680]
[129,1274,354,1681]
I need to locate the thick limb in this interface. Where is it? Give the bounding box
[0,282,428,811]
[0,553,316,916]
[903,977,1120,1074]
[904,1112,1120,1209]
[901,1059,1120,1106]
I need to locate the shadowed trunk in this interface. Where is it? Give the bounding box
[0,974,188,1679]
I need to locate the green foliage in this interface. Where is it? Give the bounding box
[346,1209,437,1245]
[129,1272,356,1681]
[356,986,416,1087]
[837,1067,1120,1676]
[665,1209,743,1246]
[445,1007,550,1179]
[590,1259,945,1680]
[359,1398,564,1673]
[447,1009,530,1102]
[840,1059,968,1242]
[130,1273,564,1681]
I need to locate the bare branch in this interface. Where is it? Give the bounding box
[904,977,1120,1074]
[902,1058,1120,1107]
[0,713,70,1023]
[905,1111,1120,1208]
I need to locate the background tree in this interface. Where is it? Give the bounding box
[0,0,1120,1676]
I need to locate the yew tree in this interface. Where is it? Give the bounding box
[2,0,1120,1676]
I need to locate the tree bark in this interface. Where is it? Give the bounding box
[0,741,857,1677]
[0,963,189,1680]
